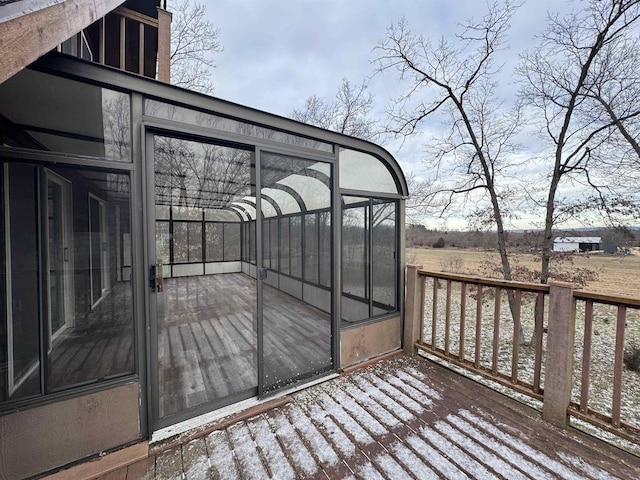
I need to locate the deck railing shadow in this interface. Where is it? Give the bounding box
[405,265,640,449]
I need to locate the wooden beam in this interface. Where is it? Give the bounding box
[157,7,172,83]
[0,0,126,85]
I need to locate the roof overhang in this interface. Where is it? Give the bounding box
[0,0,125,85]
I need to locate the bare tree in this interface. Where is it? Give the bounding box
[374,2,526,340]
[170,0,222,94]
[518,0,640,284]
[291,77,379,141]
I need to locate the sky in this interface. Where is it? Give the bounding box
[193,0,632,230]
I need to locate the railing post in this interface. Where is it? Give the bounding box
[404,265,424,355]
[543,281,576,428]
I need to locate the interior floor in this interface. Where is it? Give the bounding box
[157,272,332,418]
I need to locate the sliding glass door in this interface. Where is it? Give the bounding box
[148,134,336,428]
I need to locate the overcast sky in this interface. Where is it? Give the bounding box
[199,1,613,229]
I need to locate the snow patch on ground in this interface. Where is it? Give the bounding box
[557,451,621,480]
[286,403,341,467]
[268,410,319,477]
[246,415,296,480]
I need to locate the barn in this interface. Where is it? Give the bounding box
[553,236,602,252]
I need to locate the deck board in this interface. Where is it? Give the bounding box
[86,354,640,479]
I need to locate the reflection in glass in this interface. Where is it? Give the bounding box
[0,163,135,403]
[0,69,131,161]
[1,164,41,402]
[260,152,333,394]
[145,100,333,153]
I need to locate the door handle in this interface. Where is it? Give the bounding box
[149,265,157,291]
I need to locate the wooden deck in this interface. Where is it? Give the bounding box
[158,273,332,417]
[102,354,640,479]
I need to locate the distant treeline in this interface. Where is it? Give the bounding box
[407,224,640,251]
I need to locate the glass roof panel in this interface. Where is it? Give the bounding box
[204,209,242,222]
[231,202,256,220]
[259,198,278,218]
[277,175,330,211]
[261,188,301,215]
[339,148,398,194]
[229,206,249,221]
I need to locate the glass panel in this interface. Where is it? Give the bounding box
[172,222,189,263]
[318,211,332,288]
[173,206,202,221]
[154,136,257,420]
[89,196,104,305]
[146,99,333,153]
[262,219,270,269]
[156,221,171,278]
[48,180,66,336]
[260,152,333,394]
[304,214,318,284]
[0,69,131,161]
[206,223,224,262]
[250,220,256,264]
[341,199,369,323]
[280,218,290,275]
[372,201,397,313]
[270,219,279,272]
[339,148,398,194]
[188,223,203,262]
[1,164,41,402]
[224,223,241,261]
[290,216,302,277]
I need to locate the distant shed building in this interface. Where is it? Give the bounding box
[553,236,601,252]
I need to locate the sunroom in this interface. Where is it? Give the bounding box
[0,53,407,477]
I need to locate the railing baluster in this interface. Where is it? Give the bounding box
[120,15,126,70]
[459,282,466,361]
[492,287,502,375]
[418,275,426,345]
[533,292,544,393]
[512,290,522,384]
[445,280,452,355]
[580,300,594,413]
[612,305,626,428]
[432,279,438,347]
[475,285,483,368]
[139,22,145,75]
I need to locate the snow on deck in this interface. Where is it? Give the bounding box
[116,355,639,479]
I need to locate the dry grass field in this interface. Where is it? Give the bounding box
[407,247,640,299]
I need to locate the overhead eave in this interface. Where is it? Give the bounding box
[0,0,125,85]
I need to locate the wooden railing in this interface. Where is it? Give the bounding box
[57,6,171,82]
[405,265,640,445]
[570,291,640,442]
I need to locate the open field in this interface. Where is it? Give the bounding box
[408,247,640,299]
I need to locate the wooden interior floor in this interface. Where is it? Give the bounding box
[158,273,332,418]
